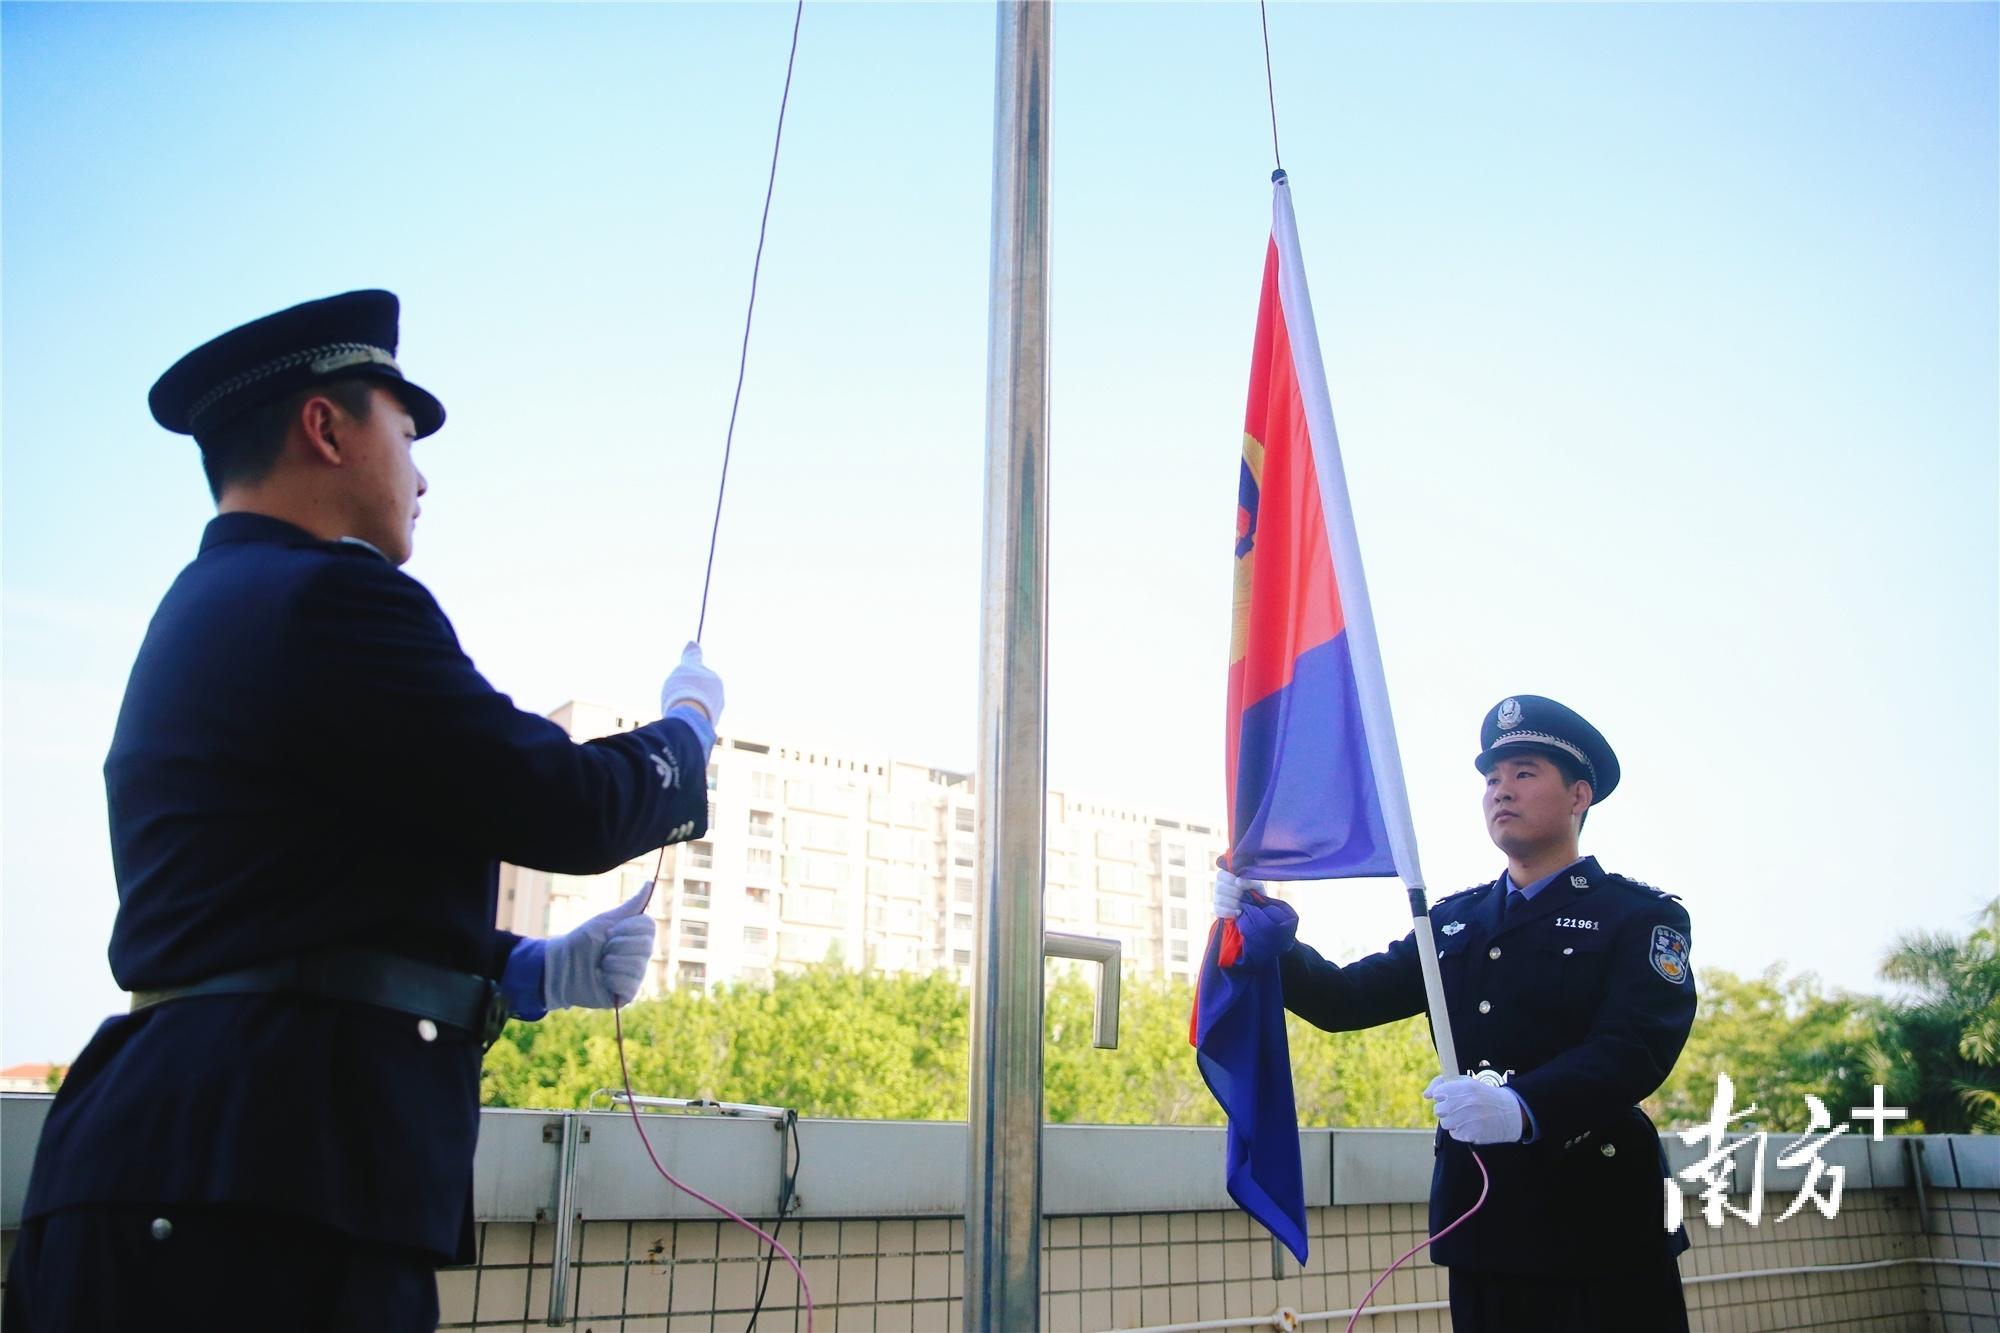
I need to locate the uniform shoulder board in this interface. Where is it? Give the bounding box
[1607,873,1681,902]
[1432,884,1486,908]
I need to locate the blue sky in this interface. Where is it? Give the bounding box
[3,3,1995,1067]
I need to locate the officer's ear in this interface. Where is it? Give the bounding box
[296,393,348,466]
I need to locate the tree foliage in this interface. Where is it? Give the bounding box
[484,965,1437,1125]
[1868,898,2000,1133]
[485,906,2000,1137]
[1650,965,1877,1133]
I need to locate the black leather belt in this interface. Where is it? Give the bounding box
[129,947,511,1049]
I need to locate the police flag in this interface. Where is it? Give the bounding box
[1191,171,1428,1263]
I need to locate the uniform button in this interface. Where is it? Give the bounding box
[417,1019,438,1043]
[1563,947,1574,956]
[1477,1000,1492,1014]
[1600,1143,1617,1158]
[1488,947,1502,960]
[150,1217,173,1241]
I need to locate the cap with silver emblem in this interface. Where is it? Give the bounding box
[149,290,445,445]
[1474,694,1620,804]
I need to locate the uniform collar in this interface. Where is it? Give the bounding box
[1487,855,1605,940]
[198,513,389,563]
[1500,857,1584,902]
[199,511,322,552]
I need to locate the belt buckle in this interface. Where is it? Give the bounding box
[480,982,510,1052]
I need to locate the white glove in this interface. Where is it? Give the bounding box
[1213,866,1262,920]
[544,887,657,1010]
[1425,1074,1527,1145]
[660,641,725,725]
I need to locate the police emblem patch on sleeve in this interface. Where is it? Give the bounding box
[1650,925,1691,985]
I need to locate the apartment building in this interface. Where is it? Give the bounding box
[495,702,1229,998]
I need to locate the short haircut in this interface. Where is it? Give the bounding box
[1546,751,1592,794]
[1553,752,1595,829]
[197,378,375,501]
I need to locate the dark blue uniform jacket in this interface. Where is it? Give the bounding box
[1280,856,1695,1275]
[21,513,709,1261]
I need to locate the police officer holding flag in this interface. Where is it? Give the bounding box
[1216,696,1697,1332]
[6,291,723,1330]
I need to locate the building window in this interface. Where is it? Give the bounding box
[680,920,708,949]
[953,912,973,933]
[799,816,849,852]
[706,763,720,792]
[797,855,848,888]
[1096,831,1134,862]
[1166,843,1185,867]
[1098,897,1137,927]
[683,879,712,909]
[746,846,775,874]
[953,949,971,967]
[954,807,975,833]
[688,842,714,870]
[782,888,837,925]
[745,885,772,905]
[1170,906,1187,931]
[677,960,707,989]
[953,876,975,903]
[1168,875,1187,898]
[752,771,779,801]
[748,810,776,839]
[743,925,770,948]
[1170,939,1189,963]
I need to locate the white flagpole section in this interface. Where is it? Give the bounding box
[1268,171,1460,1079]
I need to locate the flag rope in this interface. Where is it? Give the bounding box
[696,0,806,643]
[617,3,816,1327]
[1345,1150,1489,1332]
[1257,1,1283,170]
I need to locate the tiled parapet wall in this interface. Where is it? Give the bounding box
[2,1096,1995,1331]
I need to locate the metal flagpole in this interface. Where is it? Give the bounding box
[967,1,1052,1327]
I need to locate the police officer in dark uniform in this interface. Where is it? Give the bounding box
[1214,696,1696,1332]
[5,291,725,1331]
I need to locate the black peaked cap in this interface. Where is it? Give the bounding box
[149,289,444,444]
[1474,694,1621,804]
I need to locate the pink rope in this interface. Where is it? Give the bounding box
[1344,1148,1489,1332]
[613,1005,815,1331]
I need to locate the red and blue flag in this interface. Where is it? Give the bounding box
[1191,172,1423,1263]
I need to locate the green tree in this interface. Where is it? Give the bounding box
[484,965,1445,1126]
[1869,899,2000,1133]
[1289,1014,1437,1129]
[1652,966,1878,1134]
